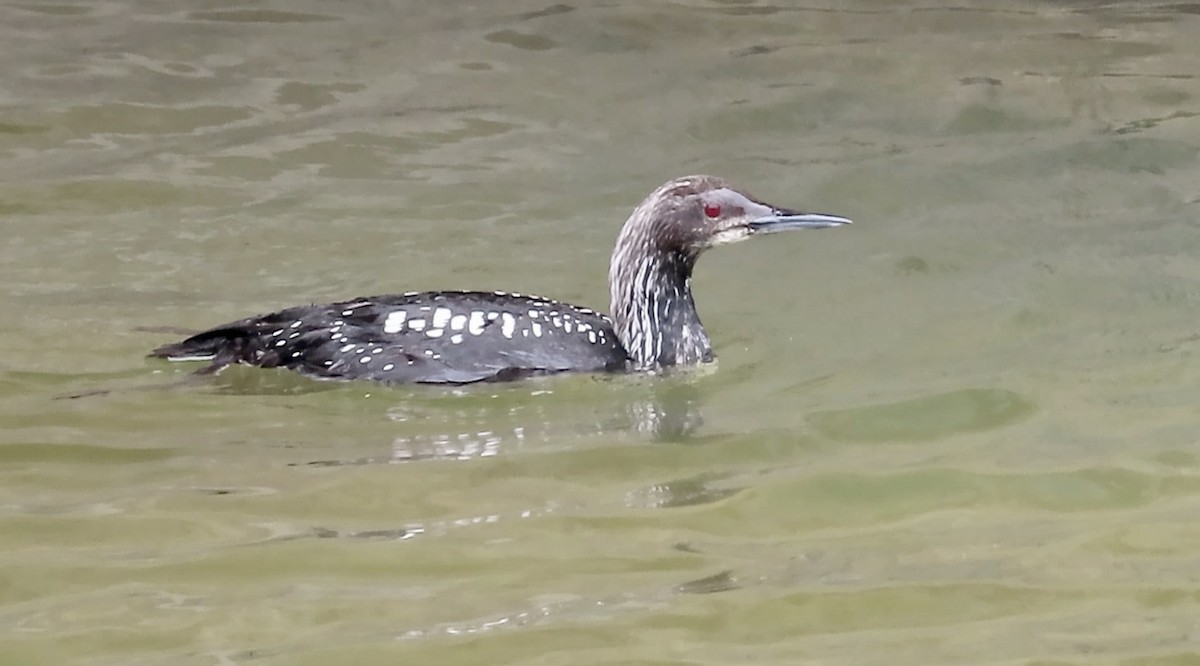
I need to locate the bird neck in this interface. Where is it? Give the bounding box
[608,248,712,370]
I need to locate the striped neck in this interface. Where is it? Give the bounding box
[608,247,712,370]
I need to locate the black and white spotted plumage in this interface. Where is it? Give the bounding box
[152,291,628,384]
[152,175,850,385]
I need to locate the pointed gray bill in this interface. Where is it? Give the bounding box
[748,210,853,234]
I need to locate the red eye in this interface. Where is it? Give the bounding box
[703,203,721,218]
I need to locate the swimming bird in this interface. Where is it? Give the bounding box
[151,175,850,384]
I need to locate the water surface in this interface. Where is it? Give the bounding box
[3,1,1200,664]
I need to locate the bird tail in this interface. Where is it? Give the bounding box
[149,327,253,371]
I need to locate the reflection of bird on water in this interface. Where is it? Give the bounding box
[296,379,707,466]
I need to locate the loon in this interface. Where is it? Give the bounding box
[151,175,850,384]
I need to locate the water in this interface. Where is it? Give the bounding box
[3,1,1200,663]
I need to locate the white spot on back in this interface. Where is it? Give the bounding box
[426,328,444,338]
[450,333,463,344]
[290,320,303,328]
[382,363,395,371]
[487,311,499,321]
[500,313,516,339]
[383,310,407,333]
[588,330,597,343]
[339,343,355,353]
[408,318,426,331]
[432,307,452,329]
[468,311,486,335]
[532,322,543,337]
[360,356,371,364]
[449,314,466,331]
[271,329,284,337]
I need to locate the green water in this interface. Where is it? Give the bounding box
[3,1,1200,664]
